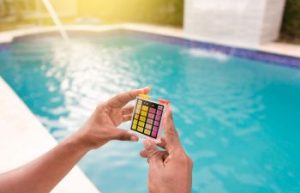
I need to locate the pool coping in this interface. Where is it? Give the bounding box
[0,77,100,193]
[120,29,300,68]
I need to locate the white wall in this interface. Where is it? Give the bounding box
[184,0,286,47]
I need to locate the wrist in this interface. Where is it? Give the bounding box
[71,126,108,150]
[67,131,95,152]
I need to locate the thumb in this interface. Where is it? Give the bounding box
[111,128,139,142]
[163,105,181,151]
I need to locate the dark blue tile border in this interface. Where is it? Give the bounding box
[2,29,300,68]
[0,43,10,51]
[120,30,300,69]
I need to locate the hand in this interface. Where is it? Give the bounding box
[140,105,193,193]
[74,87,150,149]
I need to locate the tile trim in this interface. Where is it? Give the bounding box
[120,30,300,69]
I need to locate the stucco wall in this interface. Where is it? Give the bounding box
[184,0,286,47]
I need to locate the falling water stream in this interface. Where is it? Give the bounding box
[41,0,70,41]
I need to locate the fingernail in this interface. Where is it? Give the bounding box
[143,86,151,93]
[130,135,139,142]
[144,140,151,148]
[144,140,155,148]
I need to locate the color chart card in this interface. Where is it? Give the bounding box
[131,98,164,139]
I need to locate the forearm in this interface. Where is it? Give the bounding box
[0,88,144,193]
[0,133,91,193]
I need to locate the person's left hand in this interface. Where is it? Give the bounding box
[74,87,150,149]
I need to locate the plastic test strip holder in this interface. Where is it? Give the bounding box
[129,94,169,143]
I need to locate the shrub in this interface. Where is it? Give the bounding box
[281,0,300,42]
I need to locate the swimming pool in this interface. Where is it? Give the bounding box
[0,31,300,193]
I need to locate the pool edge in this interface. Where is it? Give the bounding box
[0,24,299,68]
[0,77,101,193]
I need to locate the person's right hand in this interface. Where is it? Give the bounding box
[73,87,150,150]
[140,105,193,193]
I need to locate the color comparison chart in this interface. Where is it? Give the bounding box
[130,95,167,139]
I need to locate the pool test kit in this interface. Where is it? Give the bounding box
[129,94,169,143]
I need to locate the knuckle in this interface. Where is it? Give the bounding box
[176,151,193,165]
[165,127,178,136]
[129,91,135,98]
[97,103,108,112]
[96,104,103,111]
[187,155,193,166]
[119,133,130,141]
[147,150,160,161]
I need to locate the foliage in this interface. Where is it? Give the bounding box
[0,0,183,30]
[1,0,300,43]
[77,0,183,26]
[281,0,300,42]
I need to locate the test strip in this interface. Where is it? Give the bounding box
[130,98,165,139]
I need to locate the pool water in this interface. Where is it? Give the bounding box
[1,34,300,193]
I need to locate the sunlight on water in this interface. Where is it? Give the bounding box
[185,48,229,61]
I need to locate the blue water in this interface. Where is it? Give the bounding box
[1,34,300,193]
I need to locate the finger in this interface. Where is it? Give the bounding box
[122,114,132,122]
[140,140,159,158]
[111,128,139,142]
[140,147,169,159]
[140,149,148,158]
[107,87,151,108]
[163,105,181,150]
[163,105,176,135]
[157,137,167,149]
[143,140,164,167]
[121,105,134,115]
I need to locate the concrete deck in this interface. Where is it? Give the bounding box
[0,77,100,193]
[123,24,300,58]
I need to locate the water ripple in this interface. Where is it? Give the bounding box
[1,35,300,193]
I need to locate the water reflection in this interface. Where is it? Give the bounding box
[0,35,300,193]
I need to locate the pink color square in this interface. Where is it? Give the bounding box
[151,131,157,137]
[158,105,163,110]
[156,110,162,116]
[148,113,155,119]
[149,107,156,114]
[155,114,161,121]
[153,126,158,132]
[147,118,153,124]
[146,124,152,129]
[154,120,159,126]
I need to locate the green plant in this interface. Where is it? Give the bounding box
[281,0,300,42]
